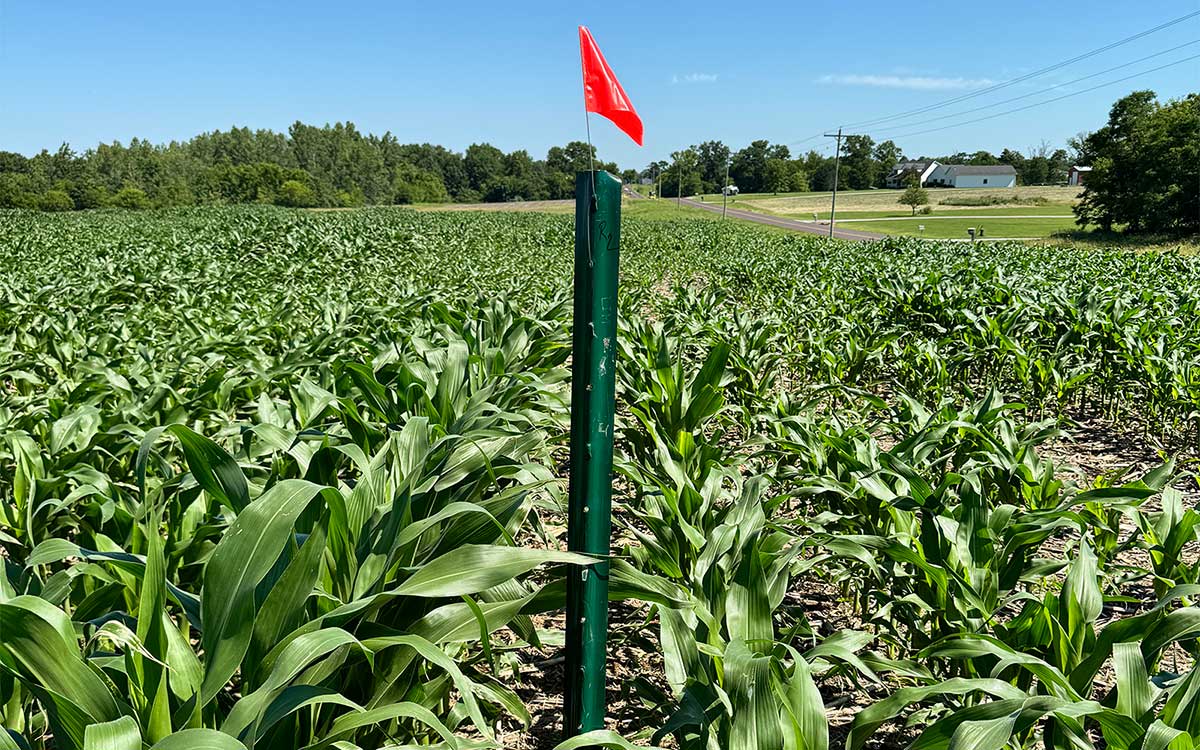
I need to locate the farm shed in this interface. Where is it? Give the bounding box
[926,164,1017,188]
[1068,166,1092,186]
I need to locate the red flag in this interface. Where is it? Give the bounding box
[578,26,643,146]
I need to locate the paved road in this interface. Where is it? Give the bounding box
[679,197,884,241]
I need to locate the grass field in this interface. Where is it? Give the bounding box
[791,205,1077,221]
[5,206,1200,749]
[706,185,1082,215]
[837,215,1082,239]
[698,185,1081,239]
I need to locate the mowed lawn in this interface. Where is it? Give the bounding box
[701,185,1082,239]
[838,215,1081,239]
[714,185,1081,216]
[800,205,1077,221]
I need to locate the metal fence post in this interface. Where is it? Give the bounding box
[564,169,621,736]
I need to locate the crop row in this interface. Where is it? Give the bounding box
[2,206,1200,749]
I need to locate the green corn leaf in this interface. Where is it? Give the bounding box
[256,686,363,740]
[945,712,1019,750]
[200,480,339,706]
[223,628,364,740]
[847,678,1026,750]
[149,730,248,750]
[248,523,328,673]
[393,545,592,598]
[1140,720,1195,750]
[0,729,26,750]
[359,633,489,737]
[726,639,783,750]
[553,730,667,750]
[138,425,250,512]
[134,506,172,743]
[314,702,463,748]
[1113,641,1154,720]
[0,599,124,745]
[777,653,827,750]
[726,538,773,643]
[83,717,141,750]
[659,606,703,697]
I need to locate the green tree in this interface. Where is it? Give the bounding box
[464,143,506,195]
[75,183,111,209]
[113,186,151,209]
[0,151,31,174]
[0,173,40,208]
[1075,91,1199,234]
[802,150,839,191]
[872,140,903,187]
[661,148,702,198]
[730,140,772,193]
[696,141,731,193]
[764,158,802,193]
[39,189,75,212]
[393,162,449,204]
[841,135,877,190]
[999,148,1026,184]
[276,179,317,207]
[899,179,929,215]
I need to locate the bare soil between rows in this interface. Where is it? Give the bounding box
[501,406,1196,749]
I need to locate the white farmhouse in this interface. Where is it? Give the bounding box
[926,164,1016,188]
[885,161,939,188]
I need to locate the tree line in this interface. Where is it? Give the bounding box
[1074,90,1198,235]
[0,122,626,211]
[2,91,1192,233]
[647,137,1078,197]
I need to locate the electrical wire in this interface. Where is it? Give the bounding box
[867,38,1200,135]
[877,51,1200,140]
[838,9,1200,130]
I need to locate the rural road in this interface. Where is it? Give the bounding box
[678,197,884,241]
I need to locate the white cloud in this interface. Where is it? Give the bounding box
[817,73,996,90]
[672,72,719,84]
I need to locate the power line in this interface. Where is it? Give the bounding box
[789,132,827,148]
[868,38,1200,136]
[876,51,1200,141]
[838,9,1200,130]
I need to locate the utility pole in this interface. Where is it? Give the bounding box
[722,159,730,219]
[677,162,683,208]
[823,128,865,238]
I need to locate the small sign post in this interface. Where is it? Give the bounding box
[564,169,621,736]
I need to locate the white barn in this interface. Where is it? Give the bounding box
[926,164,1016,188]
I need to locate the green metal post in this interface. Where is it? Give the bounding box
[564,170,621,736]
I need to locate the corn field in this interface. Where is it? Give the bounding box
[3,206,1200,750]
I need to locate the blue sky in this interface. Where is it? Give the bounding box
[1,1,1197,169]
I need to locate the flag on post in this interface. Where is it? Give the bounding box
[578,26,643,146]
